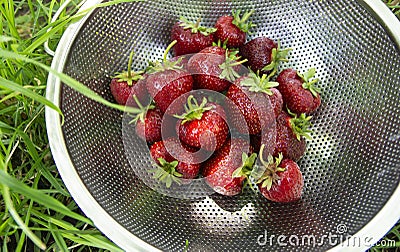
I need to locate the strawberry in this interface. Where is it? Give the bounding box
[269,87,283,118]
[171,17,217,56]
[226,72,278,135]
[175,95,228,151]
[146,41,193,114]
[149,138,201,187]
[256,146,304,202]
[276,68,321,114]
[134,105,163,144]
[187,45,246,92]
[110,50,148,106]
[239,37,291,76]
[214,10,256,48]
[202,138,256,196]
[262,110,311,161]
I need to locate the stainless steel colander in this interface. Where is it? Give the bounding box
[46,0,400,251]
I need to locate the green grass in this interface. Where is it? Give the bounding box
[0,0,399,251]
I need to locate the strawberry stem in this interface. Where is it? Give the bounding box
[113,50,144,86]
[127,50,135,79]
[174,95,213,124]
[261,41,292,78]
[148,158,183,188]
[239,71,279,95]
[164,40,177,63]
[219,50,246,82]
[256,145,285,190]
[297,68,321,97]
[287,109,313,141]
[179,16,217,36]
[232,152,258,191]
[129,95,155,124]
[231,9,256,33]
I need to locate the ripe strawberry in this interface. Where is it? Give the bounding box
[276,68,321,114]
[262,110,312,161]
[187,45,246,92]
[239,37,291,76]
[171,17,217,56]
[149,138,201,187]
[256,148,304,203]
[175,95,228,151]
[110,50,148,106]
[146,41,193,114]
[269,87,283,118]
[202,138,256,196]
[226,72,278,135]
[135,105,163,144]
[214,10,256,48]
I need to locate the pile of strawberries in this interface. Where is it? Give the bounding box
[109,10,321,203]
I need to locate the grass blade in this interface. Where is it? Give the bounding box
[1,185,46,250]
[49,222,69,251]
[0,49,140,115]
[0,76,64,123]
[0,169,92,224]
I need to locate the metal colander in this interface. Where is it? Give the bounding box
[46,0,400,251]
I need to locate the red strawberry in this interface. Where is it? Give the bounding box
[146,41,193,114]
[187,45,246,92]
[171,17,216,56]
[149,138,201,187]
[214,10,256,48]
[175,95,228,151]
[256,148,304,203]
[202,138,256,196]
[269,87,283,118]
[262,110,311,161]
[135,105,163,144]
[226,72,278,135]
[110,51,148,106]
[239,37,291,76]
[276,68,321,114]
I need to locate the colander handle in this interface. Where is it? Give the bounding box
[44,0,87,56]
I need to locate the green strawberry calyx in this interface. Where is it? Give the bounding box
[128,95,155,125]
[261,41,292,77]
[174,95,213,124]
[219,49,247,82]
[239,70,279,95]
[297,68,321,97]
[147,40,183,73]
[212,39,229,50]
[288,109,313,141]
[113,50,145,86]
[255,145,285,190]
[232,152,258,191]
[148,158,183,188]
[179,16,217,36]
[231,9,256,33]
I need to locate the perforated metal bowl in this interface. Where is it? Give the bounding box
[46,0,400,251]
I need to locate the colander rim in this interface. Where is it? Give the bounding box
[45,0,400,251]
